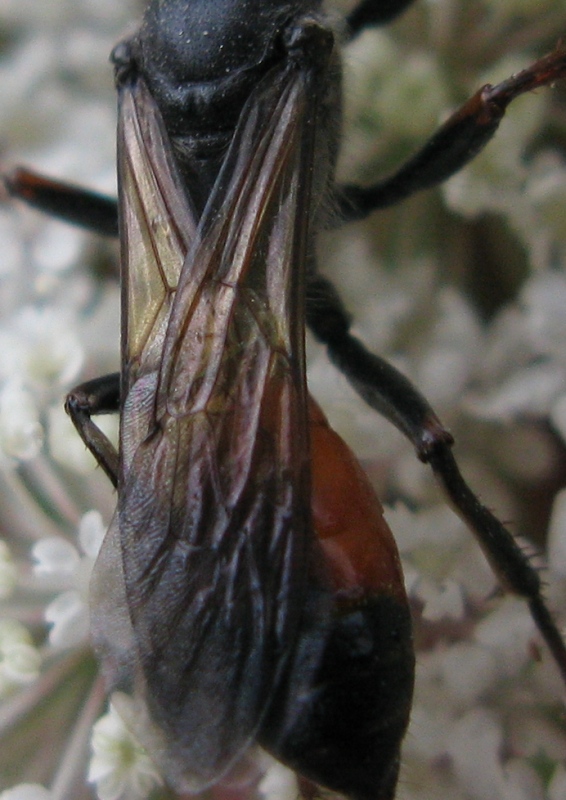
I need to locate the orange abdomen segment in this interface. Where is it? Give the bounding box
[309,398,407,608]
[260,399,414,800]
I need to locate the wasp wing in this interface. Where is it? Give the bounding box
[117,78,198,390]
[92,63,320,792]
[89,74,200,770]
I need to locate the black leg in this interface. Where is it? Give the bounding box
[2,167,118,237]
[306,273,566,684]
[306,274,453,455]
[345,0,418,39]
[65,372,121,488]
[336,47,566,222]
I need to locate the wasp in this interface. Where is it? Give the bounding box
[3,1,566,798]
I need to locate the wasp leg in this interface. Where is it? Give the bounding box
[307,273,566,684]
[65,372,121,488]
[345,0,418,39]
[2,166,118,236]
[336,47,566,222]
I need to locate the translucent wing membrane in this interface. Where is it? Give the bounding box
[91,63,320,792]
[118,79,198,388]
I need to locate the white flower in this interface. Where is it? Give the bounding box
[447,710,520,800]
[88,703,163,800]
[0,786,54,800]
[0,380,43,462]
[0,619,41,696]
[258,760,299,800]
[12,307,84,390]
[32,511,106,649]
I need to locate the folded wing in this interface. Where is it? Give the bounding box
[91,63,319,792]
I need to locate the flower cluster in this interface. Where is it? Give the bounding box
[0,1,566,800]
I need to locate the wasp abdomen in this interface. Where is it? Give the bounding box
[260,401,414,800]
